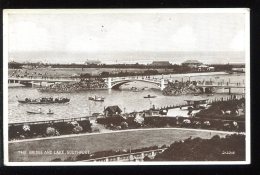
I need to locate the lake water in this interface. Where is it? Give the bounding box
[8,73,245,123]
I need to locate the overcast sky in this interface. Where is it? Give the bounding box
[6,9,248,64]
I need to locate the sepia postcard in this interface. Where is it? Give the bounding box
[3,8,250,165]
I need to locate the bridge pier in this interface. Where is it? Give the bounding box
[201,87,206,93]
[151,151,155,158]
[160,79,165,91]
[107,77,112,89]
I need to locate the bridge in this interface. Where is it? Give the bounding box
[106,77,167,90]
[196,81,245,94]
[80,148,166,162]
[8,76,245,93]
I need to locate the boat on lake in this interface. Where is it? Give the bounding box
[18,97,70,104]
[132,89,140,92]
[27,111,43,114]
[144,94,157,98]
[89,96,105,102]
[47,109,54,115]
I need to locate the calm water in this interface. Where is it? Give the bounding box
[8,73,245,123]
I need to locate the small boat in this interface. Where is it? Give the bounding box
[131,87,139,91]
[194,94,199,96]
[207,93,214,96]
[47,109,54,115]
[27,111,43,114]
[144,95,157,98]
[89,96,105,102]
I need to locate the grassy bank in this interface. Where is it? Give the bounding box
[9,128,231,162]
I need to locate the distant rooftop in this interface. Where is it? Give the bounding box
[151,61,171,66]
[182,60,202,64]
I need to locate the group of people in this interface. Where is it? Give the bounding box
[10,69,49,79]
[163,80,200,96]
[24,97,69,103]
[39,78,107,92]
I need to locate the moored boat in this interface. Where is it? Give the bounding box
[47,109,54,115]
[18,97,70,104]
[27,111,43,114]
[89,96,105,102]
[144,94,157,98]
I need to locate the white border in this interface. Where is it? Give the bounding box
[3,8,250,166]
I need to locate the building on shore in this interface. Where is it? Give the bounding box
[150,61,172,66]
[232,67,245,73]
[182,60,203,68]
[184,96,209,109]
[143,109,161,117]
[197,65,215,71]
[104,105,122,117]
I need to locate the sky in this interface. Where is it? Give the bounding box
[6,9,248,64]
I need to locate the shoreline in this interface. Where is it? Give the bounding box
[163,71,230,78]
[8,71,232,80]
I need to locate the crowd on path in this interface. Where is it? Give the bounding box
[39,78,107,92]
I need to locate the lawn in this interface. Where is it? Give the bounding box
[9,128,231,162]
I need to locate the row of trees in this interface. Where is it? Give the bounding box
[196,98,245,119]
[96,115,245,132]
[151,134,245,161]
[9,61,239,71]
[9,120,92,140]
[80,70,161,78]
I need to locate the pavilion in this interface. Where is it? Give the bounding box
[184,96,209,109]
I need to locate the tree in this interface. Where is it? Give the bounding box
[100,71,110,77]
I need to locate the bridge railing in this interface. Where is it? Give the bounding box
[196,81,245,87]
[109,76,163,83]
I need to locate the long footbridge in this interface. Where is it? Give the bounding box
[196,81,245,94]
[80,148,166,162]
[8,76,245,92]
